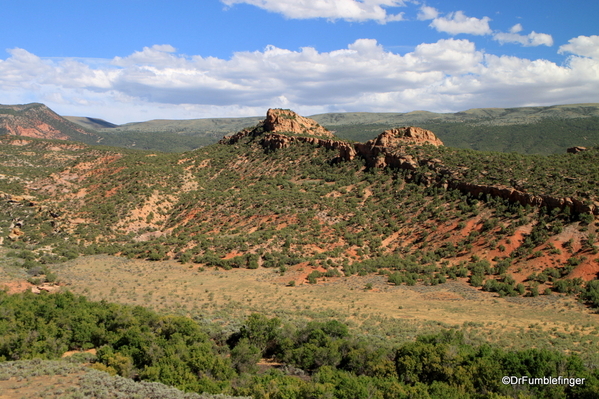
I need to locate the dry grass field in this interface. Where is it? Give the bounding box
[27,254,597,354]
[3,247,599,361]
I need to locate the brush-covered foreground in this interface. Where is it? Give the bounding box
[0,358,246,399]
[1,291,599,398]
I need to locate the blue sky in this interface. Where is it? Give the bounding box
[0,0,598,123]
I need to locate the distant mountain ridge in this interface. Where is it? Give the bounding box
[65,103,599,155]
[65,103,599,133]
[2,102,598,154]
[312,103,599,126]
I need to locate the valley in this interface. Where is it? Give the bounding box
[2,105,599,398]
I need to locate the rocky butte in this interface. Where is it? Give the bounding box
[221,108,598,216]
[262,108,334,138]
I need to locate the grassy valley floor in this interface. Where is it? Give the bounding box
[2,253,597,365]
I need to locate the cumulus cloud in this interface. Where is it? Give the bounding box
[559,35,599,59]
[510,24,523,33]
[409,39,483,74]
[112,44,180,67]
[1,37,598,123]
[493,24,553,47]
[429,11,492,36]
[220,0,406,23]
[417,5,438,21]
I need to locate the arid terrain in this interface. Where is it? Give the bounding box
[2,105,599,398]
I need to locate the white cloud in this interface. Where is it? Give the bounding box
[559,35,599,59]
[0,48,53,89]
[510,23,523,33]
[417,5,438,21]
[112,45,180,67]
[494,25,553,47]
[1,37,598,124]
[429,11,492,36]
[220,0,406,23]
[410,39,483,74]
[527,32,553,47]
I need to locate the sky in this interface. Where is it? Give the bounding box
[0,0,598,124]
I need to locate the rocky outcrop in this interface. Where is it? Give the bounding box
[260,133,357,160]
[353,127,442,168]
[366,127,443,148]
[263,109,334,138]
[31,284,60,294]
[8,227,24,241]
[567,146,587,154]
[220,109,334,145]
[221,110,440,166]
[445,181,598,215]
[221,109,597,216]
[219,129,250,145]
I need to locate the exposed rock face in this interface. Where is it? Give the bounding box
[567,146,587,154]
[260,134,357,161]
[367,127,443,148]
[446,181,598,215]
[219,129,249,145]
[353,127,442,168]
[8,227,24,241]
[219,109,334,145]
[263,109,334,138]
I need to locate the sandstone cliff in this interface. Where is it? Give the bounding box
[354,126,442,168]
[263,108,334,138]
[365,126,443,147]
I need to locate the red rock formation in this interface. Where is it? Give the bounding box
[263,108,334,138]
[2,116,69,140]
[260,134,357,160]
[220,109,336,144]
[219,129,250,145]
[368,127,444,147]
[221,109,597,216]
[354,127,443,168]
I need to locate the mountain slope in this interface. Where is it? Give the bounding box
[0,103,101,143]
[63,115,118,130]
[2,109,599,307]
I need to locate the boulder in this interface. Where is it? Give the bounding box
[567,146,587,154]
[8,228,24,241]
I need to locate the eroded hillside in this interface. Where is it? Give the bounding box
[2,109,599,305]
[0,103,99,142]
